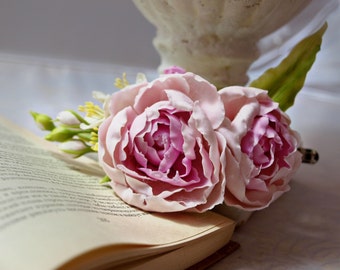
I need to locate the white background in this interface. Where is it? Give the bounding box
[0,0,159,67]
[0,0,339,89]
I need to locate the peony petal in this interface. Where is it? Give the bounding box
[168,112,185,151]
[246,177,268,192]
[165,89,194,111]
[252,116,269,144]
[252,143,270,166]
[138,167,199,187]
[109,82,147,115]
[133,75,190,114]
[158,145,180,172]
[183,73,225,129]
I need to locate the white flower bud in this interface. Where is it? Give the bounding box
[58,140,91,157]
[57,111,81,126]
[59,140,87,151]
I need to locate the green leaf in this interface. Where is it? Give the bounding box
[99,175,111,184]
[250,23,327,111]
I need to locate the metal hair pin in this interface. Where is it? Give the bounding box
[298,147,319,164]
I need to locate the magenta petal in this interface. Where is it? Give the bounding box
[144,145,162,166]
[139,167,199,187]
[133,140,148,167]
[179,157,192,177]
[159,145,180,172]
[252,144,270,166]
[252,116,269,144]
[169,114,184,151]
[241,132,255,155]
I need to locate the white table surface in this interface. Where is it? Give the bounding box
[1,6,340,269]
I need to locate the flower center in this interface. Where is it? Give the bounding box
[130,108,204,187]
[241,114,292,174]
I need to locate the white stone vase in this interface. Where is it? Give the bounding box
[134,0,336,88]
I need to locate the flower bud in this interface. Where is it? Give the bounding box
[163,66,186,74]
[58,140,92,157]
[44,126,79,142]
[56,110,83,126]
[30,111,55,131]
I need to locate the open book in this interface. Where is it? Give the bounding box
[0,117,236,270]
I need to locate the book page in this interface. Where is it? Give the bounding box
[0,117,234,270]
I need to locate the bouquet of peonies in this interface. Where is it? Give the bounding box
[31,24,324,215]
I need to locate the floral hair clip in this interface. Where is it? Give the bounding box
[31,23,324,215]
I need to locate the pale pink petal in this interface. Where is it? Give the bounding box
[165,89,194,111]
[109,82,147,115]
[183,73,225,129]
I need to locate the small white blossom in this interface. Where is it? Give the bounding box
[92,91,109,103]
[80,117,102,130]
[92,91,111,118]
[135,73,147,84]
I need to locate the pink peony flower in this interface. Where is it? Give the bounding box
[98,72,228,212]
[218,86,302,210]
